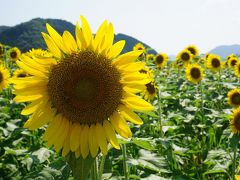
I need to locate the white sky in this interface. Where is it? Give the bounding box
[0,0,239,54]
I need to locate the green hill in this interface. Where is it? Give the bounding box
[0,18,156,54]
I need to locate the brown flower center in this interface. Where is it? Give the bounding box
[48,50,123,125]
[156,55,164,64]
[181,52,190,61]
[190,67,201,79]
[211,58,220,68]
[188,47,196,56]
[10,51,17,59]
[231,92,240,105]
[146,82,155,94]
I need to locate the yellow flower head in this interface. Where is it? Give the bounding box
[206,54,223,72]
[25,48,52,58]
[230,107,240,134]
[146,54,155,61]
[139,66,154,79]
[133,43,145,52]
[0,66,10,91]
[185,64,204,84]
[228,57,238,68]
[155,53,169,69]
[12,69,28,78]
[0,43,4,56]
[234,61,240,78]
[177,50,193,64]
[142,81,158,101]
[9,47,21,61]
[227,88,240,108]
[12,16,153,159]
[185,45,199,57]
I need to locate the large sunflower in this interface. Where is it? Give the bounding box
[185,64,204,84]
[177,50,193,64]
[9,47,21,61]
[12,16,153,159]
[155,53,169,69]
[227,88,240,108]
[206,54,222,72]
[184,45,199,57]
[230,107,240,134]
[0,66,10,91]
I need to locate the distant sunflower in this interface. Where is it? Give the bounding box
[234,61,240,77]
[230,107,240,134]
[0,66,10,91]
[146,54,155,61]
[207,54,222,72]
[142,81,158,101]
[227,54,237,60]
[228,57,238,68]
[133,43,145,51]
[198,58,206,65]
[185,45,199,57]
[139,67,154,79]
[9,47,21,61]
[155,53,169,69]
[227,88,240,107]
[185,64,204,84]
[25,48,52,58]
[12,16,153,159]
[177,50,193,64]
[12,69,28,78]
[0,44,4,56]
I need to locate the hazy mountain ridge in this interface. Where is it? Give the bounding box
[209,44,240,58]
[0,18,157,54]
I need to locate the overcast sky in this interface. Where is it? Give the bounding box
[0,0,239,54]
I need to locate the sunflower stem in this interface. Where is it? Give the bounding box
[66,153,95,180]
[91,158,98,180]
[157,88,163,137]
[98,155,106,180]
[232,136,238,180]
[122,144,128,180]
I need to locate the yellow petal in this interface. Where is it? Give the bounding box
[113,50,143,66]
[54,118,70,152]
[95,123,108,155]
[88,124,99,157]
[118,105,143,125]
[80,125,90,159]
[27,101,56,130]
[110,112,132,139]
[62,127,71,157]
[62,31,78,53]
[94,20,108,51]
[103,120,120,149]
[14,94,45,103]
[101,22,114,54]
[46,23,67,53]
[75,22,85,49]
[42,32,62,58]
[75,146,81,158]
[16,61,47,78]
[80,16,93,48]
[107,40,125,59]
[122,97,154,112]
[21,99,42,115]
[70,123,82,151]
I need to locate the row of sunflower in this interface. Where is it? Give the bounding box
[1,16,240,179]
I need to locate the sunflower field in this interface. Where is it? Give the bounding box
[1,17,240,180]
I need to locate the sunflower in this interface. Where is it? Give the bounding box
[234,61,240,78]
[142,81,158,101]
[206,54,222,72]
[185,45,199,57]
[25,48,53,58]
[227,88,240,107]
[9,47,21,61]
[146,54,155,61]
[133,43,145,52]
[177,50,193,64]
[139,66,154,79]
[12,69,28,78]
[12,16,153,159]
[230,107,240,134]
[155,53,169,69]
[228,57,238,68]
[185,64,204,84]
[0,43,4,56]
[0,66,10,91]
